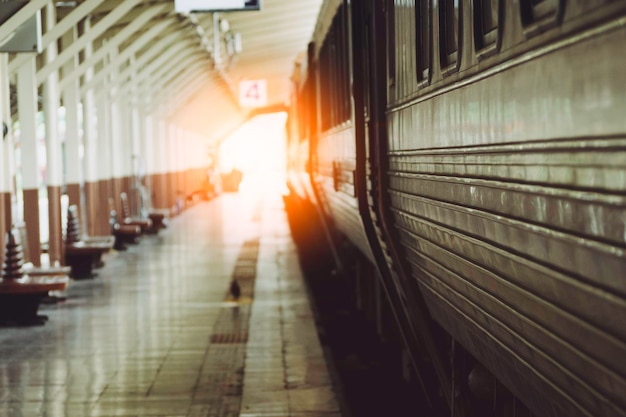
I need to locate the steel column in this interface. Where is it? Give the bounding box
[142,113,155,211]
[81,17,99,237]
[0,55,11,232]
[0,55,6,257]
[62,27,82,223]
[42,1,63,266]
[96,81,112,235]
[17,57,41,266]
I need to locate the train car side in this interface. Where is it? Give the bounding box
[287,1,626,417]
[386,1,626,417]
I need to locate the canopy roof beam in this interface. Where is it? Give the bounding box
[36,0,143,86]
[9,0,107,74]
[57,3,170,94]
[80,25,187,96]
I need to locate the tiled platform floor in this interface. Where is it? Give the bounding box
[0,189,342,417]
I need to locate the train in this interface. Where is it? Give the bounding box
[284,1,626,416]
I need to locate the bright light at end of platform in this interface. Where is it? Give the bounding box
[219,112,288,195]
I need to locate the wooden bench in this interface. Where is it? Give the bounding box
[16,223,71,277]
[64,205,113,279]
[66,205,114,268]
[109,198,142,251]
[136,184,169,231]
[148,209,169,232]
[0,229,69,325]
[120,192,153,233]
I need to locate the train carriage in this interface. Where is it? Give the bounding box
[286,1,626,416]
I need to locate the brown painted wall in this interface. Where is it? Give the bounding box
[47,185,63,265]
[3,192,10,231]
[121,176,131,198]
[84,181,98,236]
[178,171,184,201]
[148,173,158,209]
[187,168,206,194]
[149,172,182,211]
[144,169,211,214]
[158,173,168,210]
[67,184,83,224]
[0,192,7,263]
[173,172,179,209]
[165,172,172,211]
[98,179,111,235]
[66,183,81,217]
[23,189,41,266]
[112,177,123,215]
[179,171,185,198]
[120,175,135,216]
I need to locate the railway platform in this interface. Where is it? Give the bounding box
[0,188,342,417]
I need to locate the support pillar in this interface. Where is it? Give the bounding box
[180,130,186,200]
[17,57,41,266]
[119,98,133,203]
[167,123,176,212]
[82,17,99,236]
[110,98,124,215]
[0,54,7,258]
[62,27,82,227]
[109,47,124,217]
[143,112,155,210]
[153,117,167,210]
[97,87,112,235]
[43,1,63,265]
[177,128,185,202]
[130,95,142,216]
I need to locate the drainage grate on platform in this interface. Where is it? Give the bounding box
[196,238,260,416]
[227,239,260,299]
[210,332,249,344]
[232,264,256,281]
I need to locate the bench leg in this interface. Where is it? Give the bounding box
[113,235,128,251]
[114,233,139,250]
[65,254,97,279]
[0,293,48,326]
[93,254,105,269]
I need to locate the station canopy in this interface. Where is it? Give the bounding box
[2,0,324,145]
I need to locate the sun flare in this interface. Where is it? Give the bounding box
[219,112,288,196]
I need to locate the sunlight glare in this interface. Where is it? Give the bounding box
[219,112,288,197]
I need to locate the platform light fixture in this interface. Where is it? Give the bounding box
[0,1,42,53]
[175,0,261,14]
[219,18,230,33]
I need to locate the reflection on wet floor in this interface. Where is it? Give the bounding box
[0,190,342,417]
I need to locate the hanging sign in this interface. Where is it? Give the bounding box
[175,0,261,13]
[239,80,267,107]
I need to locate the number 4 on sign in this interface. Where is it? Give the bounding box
[246,83,259,100]
[239,80,267,107]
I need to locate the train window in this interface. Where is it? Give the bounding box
[439,0,461,74]
[520,0,563,36]
[386,0,396,88]
[318,4,351,132]
[363,18,371,118]
[473,0,500,59]
[415,0,431,85]
[319,39,332,131]
[339,5,351,123]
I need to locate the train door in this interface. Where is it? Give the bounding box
[350,0,458,415]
